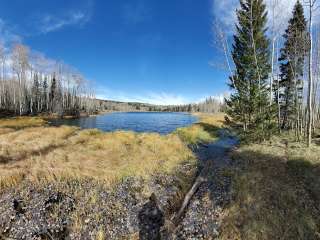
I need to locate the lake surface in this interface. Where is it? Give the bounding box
[49,112,198,134]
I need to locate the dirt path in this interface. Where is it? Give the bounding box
[171,130,238,239]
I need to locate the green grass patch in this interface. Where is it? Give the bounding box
[174,113,225,145]
[175,123,219,145]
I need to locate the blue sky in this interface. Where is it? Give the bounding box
[0,0,296,104]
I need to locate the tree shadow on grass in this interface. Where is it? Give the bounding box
[218,148,320,240]
[196,123,221,139]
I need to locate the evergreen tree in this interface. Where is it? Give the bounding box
[226,0,273,141]
[43,76,48,112]
[278,0,307,130]
[49,75,57,112]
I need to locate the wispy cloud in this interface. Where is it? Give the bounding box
[0,18,22,44]
[35,0,94,34]
[122,1,152,25]
[96,88,191,105]
[96,87,228,106]
[137,92,189,105]
[211,0,299,34]
[211,0,239,32]
[38,11,91,34]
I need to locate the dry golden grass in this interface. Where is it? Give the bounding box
[0,126,78,188]
[221,136,320,240]
[0,126,77,162]
[0,113,224,189]
[0,128,15,135]
[0,124,196,188]
[193,112,225,127]
[0,117,47,129]
[34,131,194,184]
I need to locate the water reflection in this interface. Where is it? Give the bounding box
[49,112,198,135]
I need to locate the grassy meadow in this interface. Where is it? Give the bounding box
[0,113,225,238]
[0,113,224,189]
[1,113,320,238]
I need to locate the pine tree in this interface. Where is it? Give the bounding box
[226,0,273,141]
[278,0,307,131]
[43,76,48,112]
[49,75,57,113]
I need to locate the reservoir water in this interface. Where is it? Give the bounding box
[49,112,198,134]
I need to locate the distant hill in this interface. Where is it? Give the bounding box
[95,97,222,113]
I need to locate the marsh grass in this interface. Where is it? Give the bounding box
[0,127,197,188]
[221,136,320,240]
[175,113,224,145]
[0,113,225,189]
[29,131,195,185]
[0,113,226,238]
[0,117,47,129]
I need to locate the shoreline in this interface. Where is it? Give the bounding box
[0,113,225,238]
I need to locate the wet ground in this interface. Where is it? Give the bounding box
[171,130,238,239]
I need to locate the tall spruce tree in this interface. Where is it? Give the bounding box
[226,0,273,141]
[278,0,307,130]
[49,75,57,113]
[43,77,48,112]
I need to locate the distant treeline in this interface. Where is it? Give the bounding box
[97,96,222,113]
[0,42,222,118]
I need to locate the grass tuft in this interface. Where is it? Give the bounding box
[175,113,224,145]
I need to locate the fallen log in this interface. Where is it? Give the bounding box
[171,175,206,224]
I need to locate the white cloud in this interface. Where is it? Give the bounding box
[38,10,92,34]
[211,0,303,35]
[139,92,189,105]
[96,88,192,105]
[96,87,229,106]
[211,0,239,32]
[35,0,94,34]
[0,18,22,44]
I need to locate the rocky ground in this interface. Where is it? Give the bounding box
[0,164,194,240]
[0,131,237,240]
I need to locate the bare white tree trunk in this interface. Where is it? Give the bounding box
[307,0,316,147]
